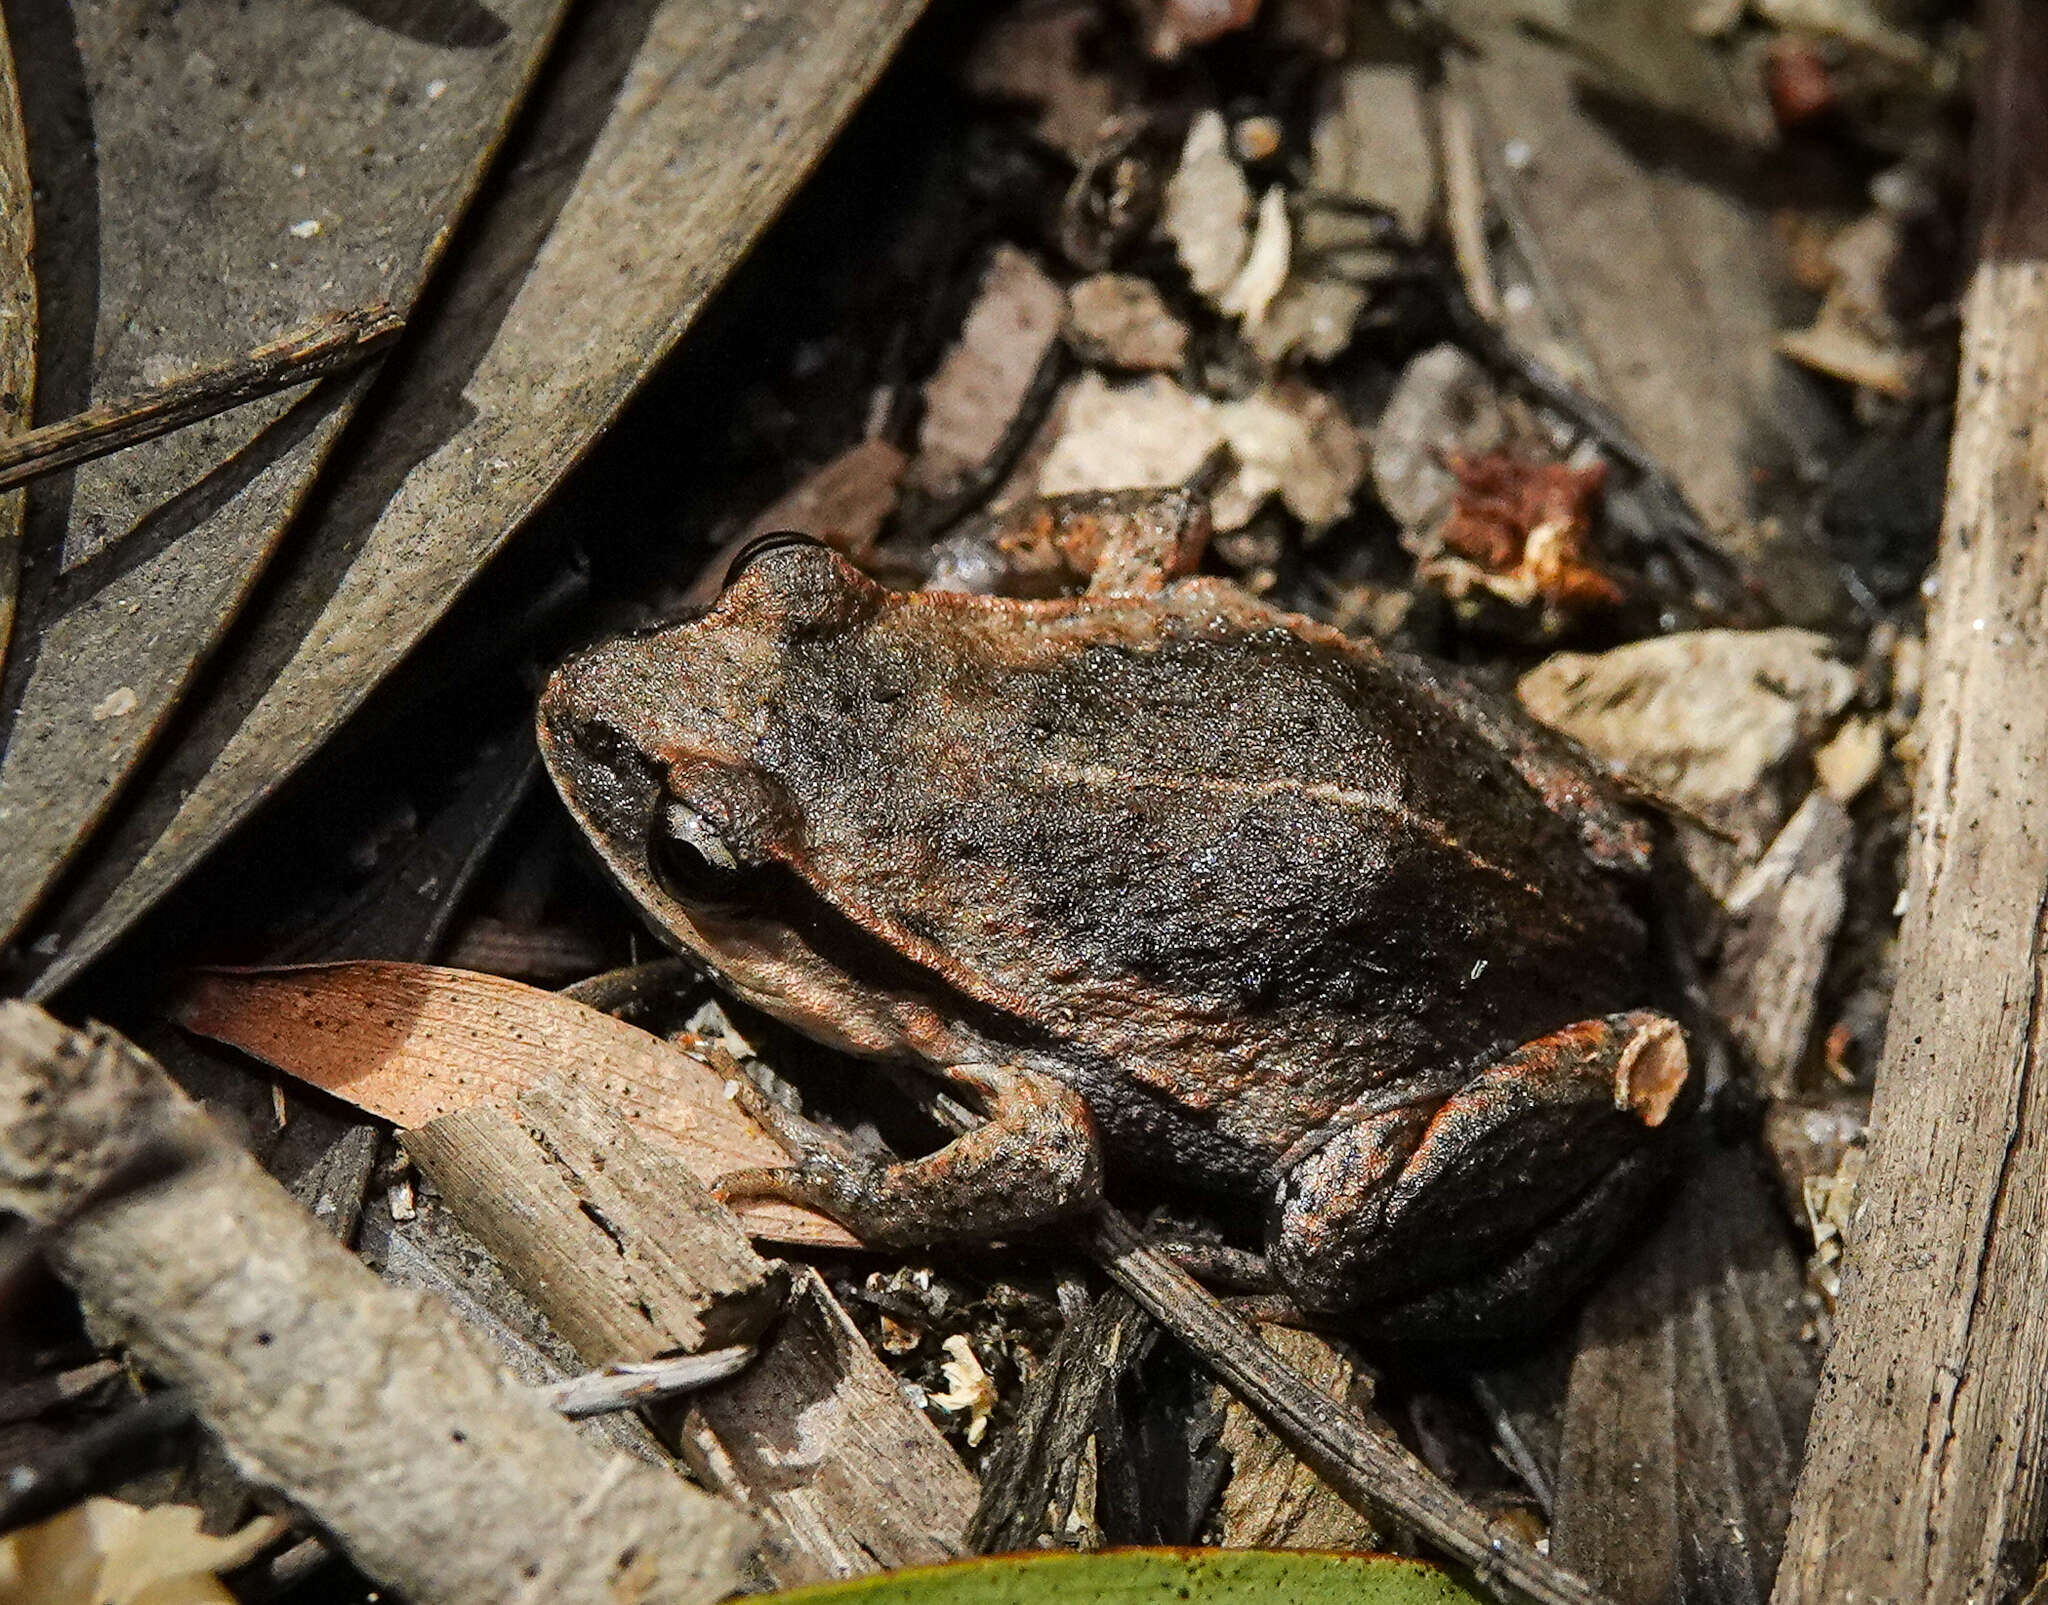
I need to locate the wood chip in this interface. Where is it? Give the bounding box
[172,961,857,1249]
[1064,274,1190,372]
[1037,373,1221,503]
[1037,372,1363,532]
[1517,629,1854,891]
[1162,111,1252,302]
[1214,381,1365,530]
[910,245,1068,499]
[1711,791,1854,1099]
[404,1073,787,1364]
[677,1267,981,1584]
[1215,1325,1391,1552]
[0,1003,753,1605]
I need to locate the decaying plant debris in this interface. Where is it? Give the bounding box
[0,1,2018,1603]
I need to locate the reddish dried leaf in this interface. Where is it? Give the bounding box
[173,961,857,1249]
[1437,454,1623,611]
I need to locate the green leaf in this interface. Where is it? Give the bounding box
[764,1549,1487,1605]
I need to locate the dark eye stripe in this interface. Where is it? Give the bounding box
[724,530,825,587]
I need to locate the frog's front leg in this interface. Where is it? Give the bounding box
[717,1062,1104,1247]
[1267,1012,1689,1331]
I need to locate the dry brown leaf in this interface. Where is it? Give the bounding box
[173,961,856,1249]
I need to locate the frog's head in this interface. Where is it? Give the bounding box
[537,535,948,1055]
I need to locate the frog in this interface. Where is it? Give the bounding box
[535,516,1690,1340]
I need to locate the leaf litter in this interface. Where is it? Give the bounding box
[0,0,1978,1601]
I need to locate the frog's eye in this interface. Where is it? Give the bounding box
[652,799,750,908]
[722,530,826,589]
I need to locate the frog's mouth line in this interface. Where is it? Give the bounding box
[539,705,1001,1064]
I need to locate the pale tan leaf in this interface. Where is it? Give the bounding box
[0,1498,284,1605]
[173,961,857,1249]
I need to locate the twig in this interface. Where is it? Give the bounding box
[0,1358,123,1427]
[541,1347,756,1419]
[1086,1210,1611,1605]
[0,304,404,493]
[1773,5,2048,1599]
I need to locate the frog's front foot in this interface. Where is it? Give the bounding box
[1267,1011,1689,1337]
[717,1062,1104,1248]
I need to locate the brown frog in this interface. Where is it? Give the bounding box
[536,523,1689,1339]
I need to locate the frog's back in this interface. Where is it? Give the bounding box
[760,583,1650,1160]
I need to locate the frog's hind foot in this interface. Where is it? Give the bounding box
[1267,1011,1689,1336]
[716,1062,1105,1249]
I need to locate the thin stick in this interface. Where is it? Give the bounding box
[0,305,404,493]
[1086,1210,1611,1605]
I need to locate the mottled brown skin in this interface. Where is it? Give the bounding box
[537,534,1689,1339]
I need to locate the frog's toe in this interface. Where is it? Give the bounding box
[716,1153,924,1247]
[721,1062,1104,1248]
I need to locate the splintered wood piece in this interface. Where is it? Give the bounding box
[677,1267,981,1585]
[1710,791,1853,1099]
[0,1002,752,1605]
[29,0,932,1000]
[1215,1325,1391,1553]
[967,1289,1147,1554]
[404,1073,785,1363]
[1776,7,2048,1599]
[172,961,857,1249]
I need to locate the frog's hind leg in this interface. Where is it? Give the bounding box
[1267,1011,1688,1335]
[717,1062,1104,1248]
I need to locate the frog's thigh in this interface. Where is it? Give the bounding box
[1267,1011,1687,1315]
[720,1063,1103,1248]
